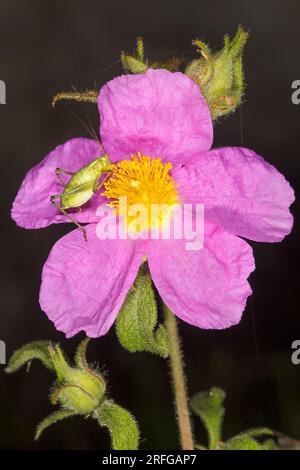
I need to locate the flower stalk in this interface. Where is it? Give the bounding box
[163,304,194,450]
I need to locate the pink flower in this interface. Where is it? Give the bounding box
[12,69,294,338]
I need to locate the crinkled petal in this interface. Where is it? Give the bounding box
[39,224,144,338]
[98,69,213,163]
[12,138,105,229]
[173,147,295,242]
[147,223,255,329]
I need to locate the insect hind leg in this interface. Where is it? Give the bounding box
[52,90,98,107]
[50,195,87,241]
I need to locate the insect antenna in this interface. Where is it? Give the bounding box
[240,106,263,414]
[62,102,105,153]
[64,23,106,155]
[82,59,121,89]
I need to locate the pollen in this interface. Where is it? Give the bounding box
[102,152,180,233]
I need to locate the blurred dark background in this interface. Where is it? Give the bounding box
[0,0,300,450]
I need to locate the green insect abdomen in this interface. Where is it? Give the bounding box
[68,160,102,189]
[59,157,110,210]
[61,182,95,209]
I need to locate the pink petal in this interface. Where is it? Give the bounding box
[173,147,295,242]
[98,69,213,163]
[147,223,255,329]
[39,224,144,338]
[12,138,105,229]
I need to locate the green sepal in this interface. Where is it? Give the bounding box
[136,37,144,61]
[96,400,140,450]
[74,337,90,369]
[48,344,70,382]
[34,409,77,440]
[121,52,148,74]
[190,387,225,450]
[5,340,55,373]
[116,263,169,358]
[185,39,213,86]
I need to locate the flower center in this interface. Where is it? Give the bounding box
[102,152,179,233]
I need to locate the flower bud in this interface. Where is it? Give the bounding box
[121,53,148,74]
[185,27,249,119]
[121,37,148,74]
[49,343,106,415]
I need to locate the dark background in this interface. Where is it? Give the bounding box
[0,0,300,450]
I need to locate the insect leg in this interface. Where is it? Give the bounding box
[93,172,112,193]
[50,195,87,241]
[52,90,99,107]
[55,168,75,187]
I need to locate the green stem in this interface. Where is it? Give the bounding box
[163,304,194,450]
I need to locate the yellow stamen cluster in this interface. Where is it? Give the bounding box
[102,152,179,233]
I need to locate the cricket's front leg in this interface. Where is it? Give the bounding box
[93,172,112,193]
[55,168,75,187]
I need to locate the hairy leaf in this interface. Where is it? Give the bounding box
[238,427,274,439]
[191,387,225,450]
[5,340,54,373]
[96,400,139,450]
[116,263,169,358]
[224,435,266,450]
[35,409,77,440]
[226,427,276,450]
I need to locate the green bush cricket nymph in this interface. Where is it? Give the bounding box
[50,153,112,241]
[50,91,114,240]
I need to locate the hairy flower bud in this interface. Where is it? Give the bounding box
[185,26,249,119]
[121,37,148,74]
[6,339,139,448]
[49,343,106,415]
[121,37,185,74]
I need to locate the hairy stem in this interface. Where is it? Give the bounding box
[163,304,194,450]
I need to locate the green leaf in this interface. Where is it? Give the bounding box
[231,27,249,100]
[48,344,71,381]
[96,400,139,450]
[238,427,274,439]
[262,438,278,450]
[34,409,77,440]
[190,387,225,450]
[5,340,55,374]
[224,435,266,450]
[116,263,169,358]
[194,444,207,450]
[226,427,276,450]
